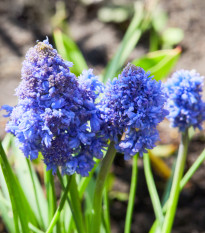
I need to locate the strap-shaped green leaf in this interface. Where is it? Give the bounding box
[0,192,15,232]
[132,47,181,81]
[0,141,30,232]
[11,139,48,230]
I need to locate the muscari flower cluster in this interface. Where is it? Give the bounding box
[165,69,205,132]
[98,64,168,159]
[2,39,170,175]
[2,39,107,176]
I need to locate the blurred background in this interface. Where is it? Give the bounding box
[0,0,205,232]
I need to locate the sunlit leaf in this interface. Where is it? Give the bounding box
[162,28,184,47]
[149,151,171,181]
[0,193,14,233]
[151,144,177,158]
[98,5,133,23]
[0,141,35,232]
[11,140,48,229]
[152,7,167,32]
[132,47,181,80]
[109,190,129,201]
[103,2,144,83]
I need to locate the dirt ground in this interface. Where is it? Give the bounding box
[0,0,205,232]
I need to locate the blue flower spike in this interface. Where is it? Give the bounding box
[165,69,205,132]
[2,38,107,176]
[98,63,168,159]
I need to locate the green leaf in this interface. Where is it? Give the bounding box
[79,159,100,199]
[12,140,48,229]
[162,28,184,47]
[53,29,88,75]
[0,192,15,233]
[149,29,160,52]
[98,5,133,23]
[11,140,48,229]
[103,2,144,83]
[151,144,177,158]
[2,134,12,153]
[85,177,96,232]
[44,169,57,231]
[132,47,181,80]
[62,201,72,233]
[0,141,31,232]
[152,8,167,32]
[102,183,111,233]
[0,134,13,201]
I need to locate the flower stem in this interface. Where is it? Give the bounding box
[143,153,164,227]
[103,182,111,233]
[91,141,116,233]
[180,148,205,190]
[149,147,205,233]
[44,169,57,223]
[124,153,138,233]
[162,130,189,233]
[57,172,86,233]
[28,223,44,233]
[69,175,86,233]
[46,176,71,233]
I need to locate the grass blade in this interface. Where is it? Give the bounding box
[103,2,144,82]
[44,168,58,232]
[0,141,29,232]
[0,192,15,233]
[11,140,48,229]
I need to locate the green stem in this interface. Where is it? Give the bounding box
[149,28,159,52]
[162,130,189,233]
[180,148,205,189]
[103,181,111,233]
[79,160,100,199]
[57,172,85,233]
[14,213,20,233]
[143,153,163,226]
[149,147,205,233]
[46,176,71,233]
[103,4,144,83]
[148,220,159,233]
[28,223,44,233]
[27,160,45,229]
[57,170,73,233]
[124,153,138,233]
[91,141,116,233]
[69,175,86,233]
[44,169,57,222]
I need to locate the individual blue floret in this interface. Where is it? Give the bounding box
[165,69,205,131]
[2,38,107,176]
[98,63,168,158]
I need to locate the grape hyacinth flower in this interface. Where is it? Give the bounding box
[2,38,107,176]
[165,69,205,132]
[98,64,168,159]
